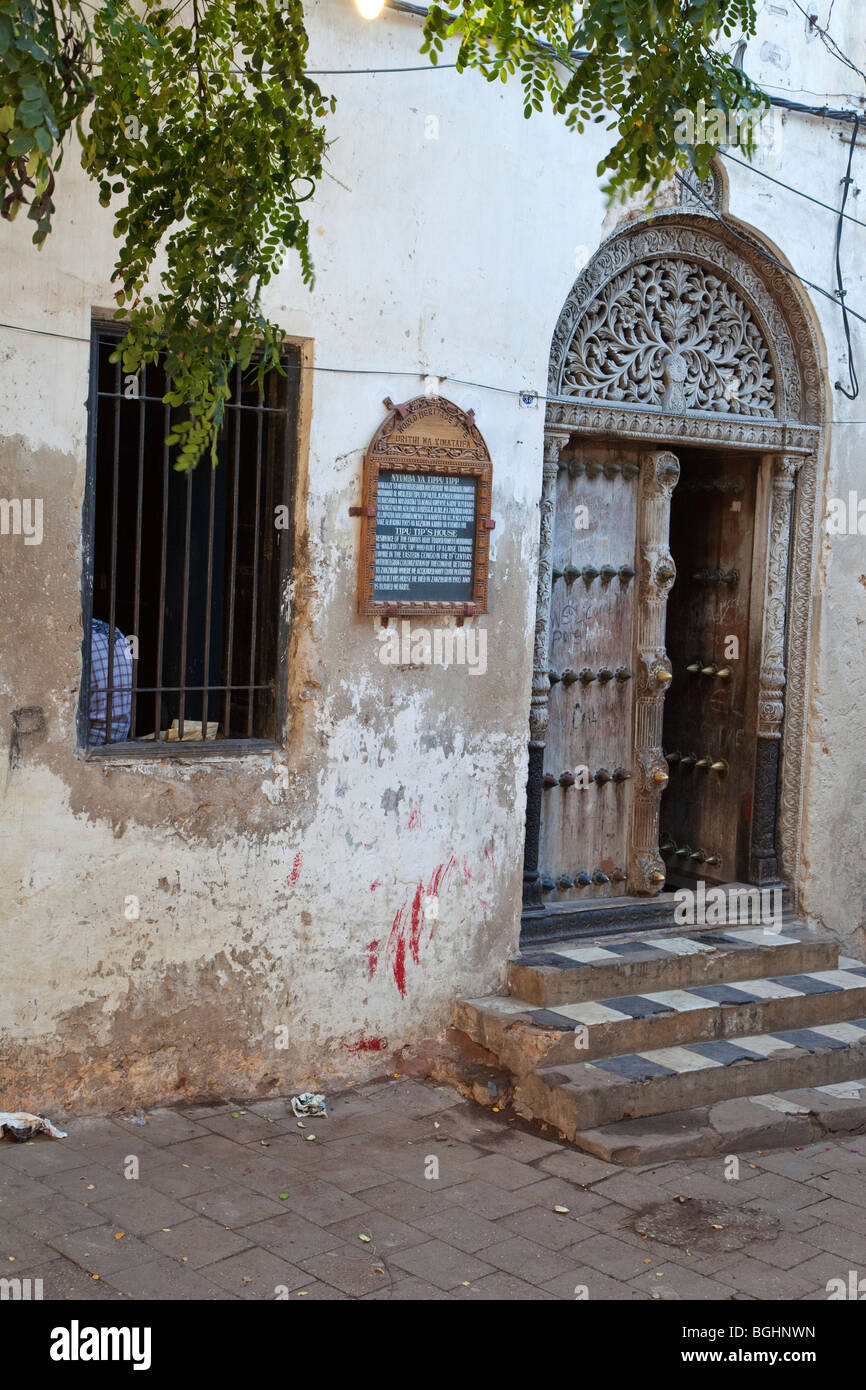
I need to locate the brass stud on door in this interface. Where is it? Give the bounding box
[575,872,592,887]
[559,771,576,788]
[561,669,579,685]
[592,870,610,885]
[541,878,556,893]
[716,667,732,680]
[600,565,617,582]
[541,773,557,789]
[594,768,612,785]
[578,668,596,684]
[690,849,708,863]
[649,870,666,884]
[666,750,681,766]
[612,766,632,782]
[548,669,562,684]
[597,667,614,683]
[610,868,627,883]
[686,660,702,673]
[615,666,633,682]
[696,757,711,770]
[656,564,676,582]
[621,462,640,480]
[705,854,721,866]
[711,760,728,774]
[701,664,717,677]
[680,753,696,768]
[655,668,673,684]
[651,768,669,785]
[582,565,600,582]
[557,875,574,890]
[720,570,739,585]
[618,564,636,582]
[564,564,580,584]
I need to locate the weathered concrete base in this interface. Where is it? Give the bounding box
[568,1082,866,1165]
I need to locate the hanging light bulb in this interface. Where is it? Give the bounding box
[356,0,385,17]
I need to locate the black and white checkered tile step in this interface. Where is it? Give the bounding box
[516,1017,866,1133]
[507,924,840,1007]
[458,959,866,1067]
[571,1016,866,1081]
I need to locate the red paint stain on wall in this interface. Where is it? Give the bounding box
[341,1036,388,1055]
[364,939,380,981]
[286,852,302,887]
[378,856,458,996]
[370,879,382,892]
[407,809,421,830]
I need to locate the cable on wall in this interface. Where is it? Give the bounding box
[833,114,861,399]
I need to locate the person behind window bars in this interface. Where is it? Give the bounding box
[88,619,133,744]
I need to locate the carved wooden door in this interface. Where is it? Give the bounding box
[660,450,761,884]
[538,444,679,902]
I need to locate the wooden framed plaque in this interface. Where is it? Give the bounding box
[357,396,494,618]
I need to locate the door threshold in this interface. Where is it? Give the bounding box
[520,882,792,945]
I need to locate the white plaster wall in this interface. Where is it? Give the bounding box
[0,0,864,1110]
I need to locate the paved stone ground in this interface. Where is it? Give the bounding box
[2,1074,865,1300]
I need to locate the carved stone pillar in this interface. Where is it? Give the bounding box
[750,453,801,884]
[628,450,679,894]
[523,430,568,911]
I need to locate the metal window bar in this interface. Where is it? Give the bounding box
[105,357,121,745]
[85,329,290,749]
[154,400,170,743]
[247,404,264,738]
[130,374,146,739]
[177,465,193,741]
[223,364,242,739]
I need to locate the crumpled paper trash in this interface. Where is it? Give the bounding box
[290,1092,327,1119]
[0,1111,68,1142]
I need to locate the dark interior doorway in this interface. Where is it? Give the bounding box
[660,447,763,890]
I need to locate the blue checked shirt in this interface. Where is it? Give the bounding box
[89,619,133,744]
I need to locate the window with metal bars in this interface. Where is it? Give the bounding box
[79,322,298,754]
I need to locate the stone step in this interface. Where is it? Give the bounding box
[567,1077,866,1166]
[507,921,838,1007]
[456,961,866,1072]
[513,1019,866,1136]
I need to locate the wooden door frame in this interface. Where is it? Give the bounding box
[522,201,826,938]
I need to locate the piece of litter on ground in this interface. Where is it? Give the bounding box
[305,1134,316,1142]
[359,1233,372,1243]
[553,1205,569,1214]
[0,1111,67,1142]
[129,1108,148,1126]
[291,1092,327,1119]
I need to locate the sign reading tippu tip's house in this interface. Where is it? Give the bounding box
[355,396,493,618]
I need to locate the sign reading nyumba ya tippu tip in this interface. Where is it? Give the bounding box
[354,395,494,620]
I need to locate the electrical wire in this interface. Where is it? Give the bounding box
[790,0,866,91]
[674,171,866,327]
[833,114,860,399]
[720,149,866,230]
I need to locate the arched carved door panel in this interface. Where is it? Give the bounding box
[523,204,825,935]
